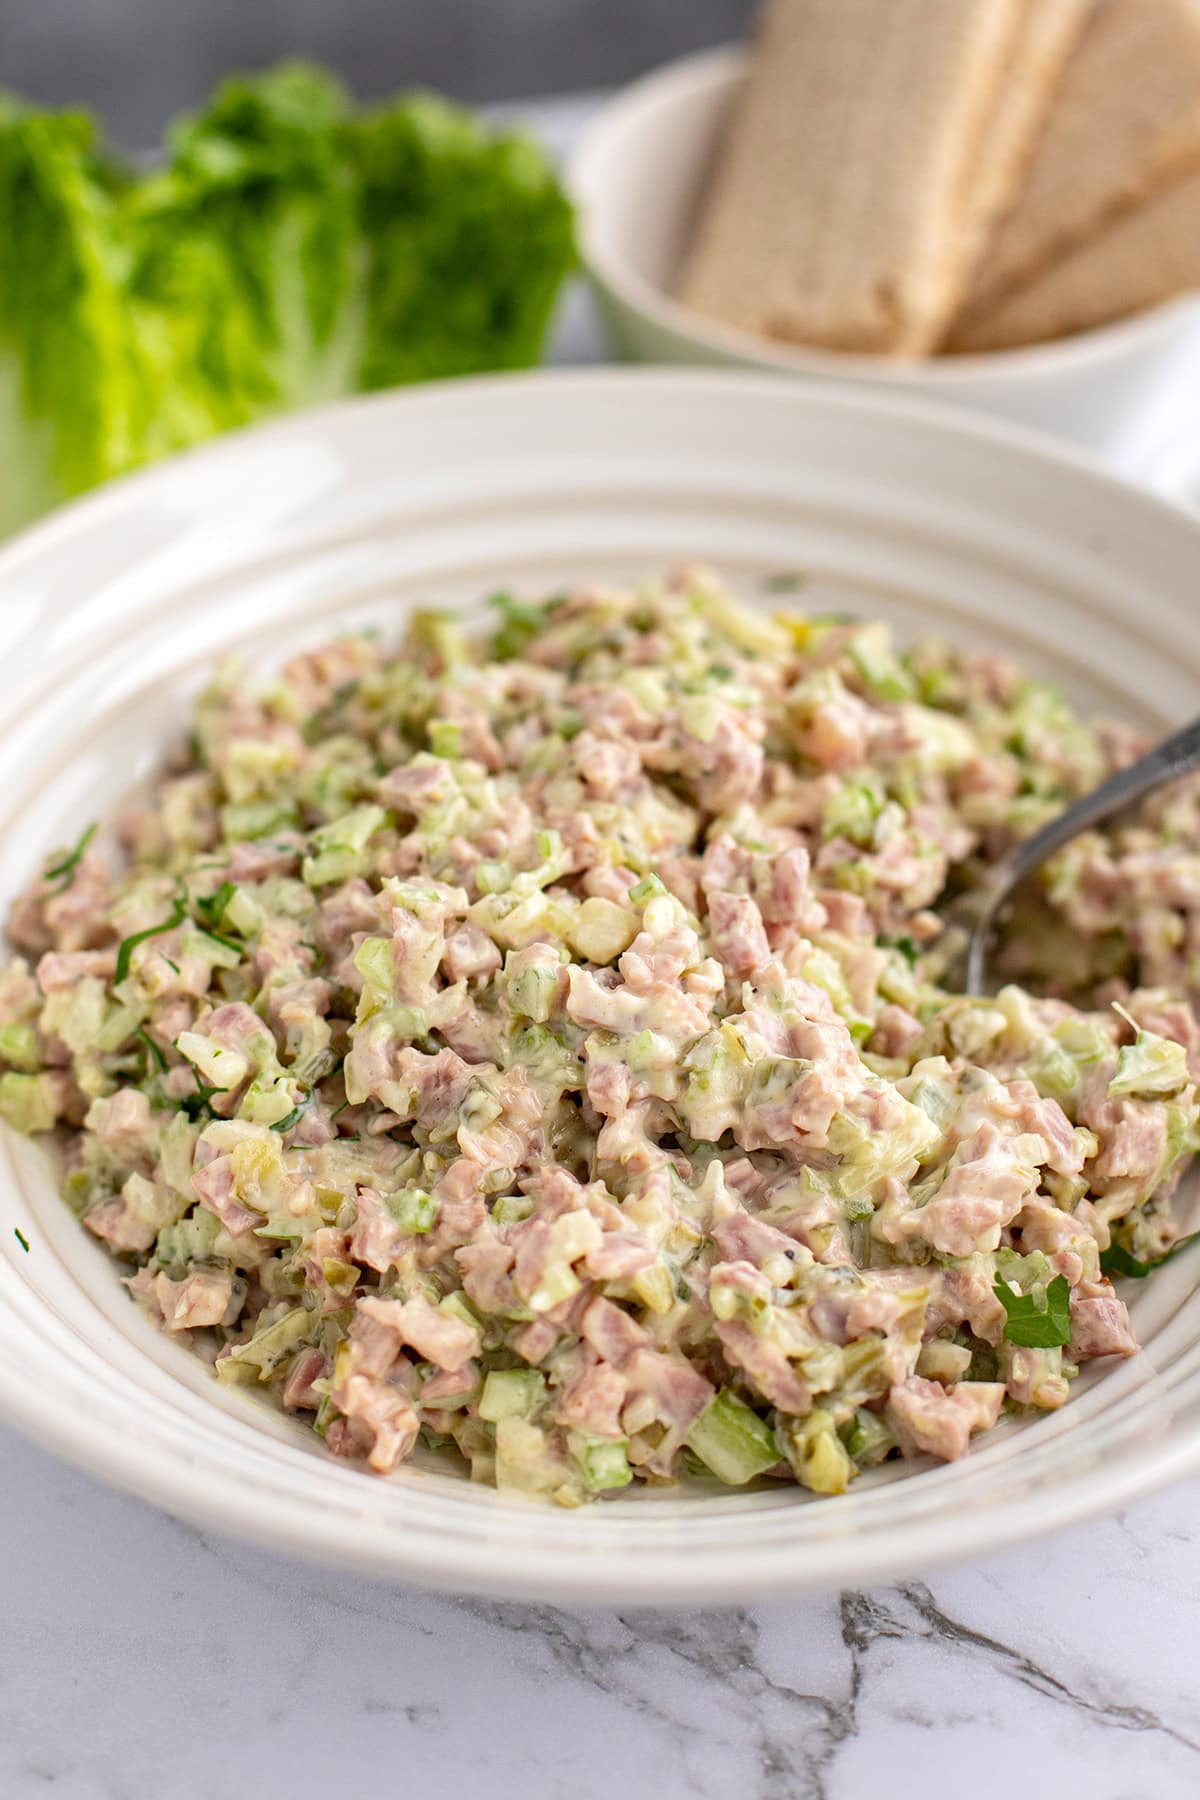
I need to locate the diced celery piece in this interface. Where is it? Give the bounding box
[409,610,468,668]
[686,1389,778,1485]
[438,1291,483,1334]
[302,804,386,886]
[182,929,242,970]
[160,1113,198,1196]
[1023,1042,1080,1103]
[254,1218,305,1243]
[846,624,915,703]
[234,1306,313,1378]
[55,978,106,1057]
[839,1407,896,1468]
[176,1031,248,1090]
[156,1205,221,1270]
[0,1071,57,1134]
[1109,1029,1189,1099]
[459,1085,503,1133]
[300,847,355,887]
[508,964,558,1022]
[492,1194,533,1226]
[321,1258,360,1297]
[915,1340,972,1384]
[221,799,298,842]
[221,737,299,804]
[228,1134,289,1211]
[527,1261,581,1313]
[822,781,884,847]
[474,860,512,895]
[214,1357,260,1387]
[239,1077,303,1127]
[427,720,462,759]
[782,1408,855,1494]
[625,1029,676,1075]
[383,1187,438,1233]
[629,872,667,905]
[0,1024,38,1072]
[353,935,395,993]
[223,887,264,937]
[94,1005,143,1054]
[313,803,385,855]
[1051,1014,1112,1067]
[630,1262,675,1315]
[906,1077,953,1128]
[571,1435,633,1493]
[493,1417,561,1495]
[802,1429,854,1495]
[479,1368,546,1423]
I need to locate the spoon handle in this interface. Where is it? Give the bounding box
[963,711,1200,994]
[1002,712,1200,891]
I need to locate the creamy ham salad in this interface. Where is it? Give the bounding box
[4,570,1199,1504]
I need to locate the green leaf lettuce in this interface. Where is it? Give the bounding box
[0,66,576,535]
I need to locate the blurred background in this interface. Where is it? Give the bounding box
[4,0,755,144]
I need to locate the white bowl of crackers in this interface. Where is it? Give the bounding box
[571,1,1200,451]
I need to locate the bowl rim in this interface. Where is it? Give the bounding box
[568,43,1200,385]
[5,366,1200,1601]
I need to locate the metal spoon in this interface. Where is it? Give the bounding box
[934,713,1200,996]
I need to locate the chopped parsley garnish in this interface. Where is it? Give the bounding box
[994,1272,1072,1348]
[114,895,188,984]
[180,1079,225,1122]
[196,926,242,958]
[490,591,550,658]
[135,1026,168,1076]
[192,880,236,932]
[270,1094,313,1134]
[13,1228,29,1253]
[886,935,919,967]
[302,679,360,746]
[42,822,97,896]
[1101,1232,1200,1280]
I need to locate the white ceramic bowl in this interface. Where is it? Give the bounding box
[570,48,1200,452]
[2,368,1200,1603]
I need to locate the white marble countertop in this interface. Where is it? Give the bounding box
[8,90,1200,1800]
[6,1419,1200,1799]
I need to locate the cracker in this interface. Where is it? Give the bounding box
[949,162,1200,350]
[954,0,1200,332]
[678,0,1031,355]
[947,0,1095,315]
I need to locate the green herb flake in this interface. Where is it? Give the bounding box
[135,1025,168,1075]
[180,1079,224,1122]
[270,1094,313,1135]
[490,590,550,659]
[42,822,97,896]
[192,880,236,932]
[994,1272,1072,1348]
[14,1228,29,1253]
[114,894,188,984]
[1101,1231,1200,1280]
[196,925,243,958]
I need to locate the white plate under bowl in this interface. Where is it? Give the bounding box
[1,369,1199,1604]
